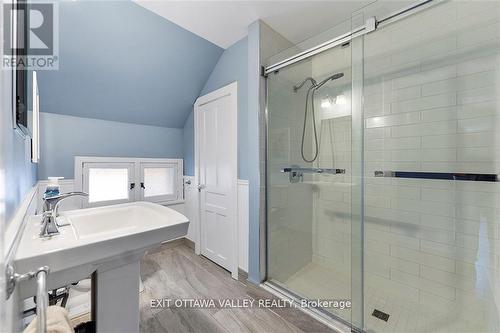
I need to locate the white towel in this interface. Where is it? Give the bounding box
[23,306,74,333]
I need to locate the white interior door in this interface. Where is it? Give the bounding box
[195,82,238,279]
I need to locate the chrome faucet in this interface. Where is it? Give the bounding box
[40,192,88,238]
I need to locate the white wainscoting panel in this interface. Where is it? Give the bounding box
[36,177,249,272]
[36,179,186,214]
[5,184,38,333]
[183,176,198,242]
[237,179,249,272]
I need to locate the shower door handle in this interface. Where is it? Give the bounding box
[374,170,498,182]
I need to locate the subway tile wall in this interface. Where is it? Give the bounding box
[361,0,500,330]
[267,59,315,282]
[308,45,354,322]
[267,1,500,330]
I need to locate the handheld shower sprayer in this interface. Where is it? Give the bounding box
[293,72,344,163]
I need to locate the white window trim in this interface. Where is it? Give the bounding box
[74,156,184,207]
[82,161,136,208]
[139,162,180,203]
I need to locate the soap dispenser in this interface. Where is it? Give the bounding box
[44,177,64,199]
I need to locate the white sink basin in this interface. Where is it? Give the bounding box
[65,203,172,240]
[15,201,189,332]
[15,201,189,292]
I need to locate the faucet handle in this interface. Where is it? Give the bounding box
[40,211,52,224]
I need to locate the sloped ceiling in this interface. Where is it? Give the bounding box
[38,0,223,128]
[134,1,374,49]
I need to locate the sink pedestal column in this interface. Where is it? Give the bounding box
[92,260,141,333]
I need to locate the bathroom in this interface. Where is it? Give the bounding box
[1,0,499,332]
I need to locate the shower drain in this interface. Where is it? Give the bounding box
[372,309,390,322]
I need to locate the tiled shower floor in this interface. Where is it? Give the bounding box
[284,262,483,333]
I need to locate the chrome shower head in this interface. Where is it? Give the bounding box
[293,73,344,92]
[330,72,344,80]
[315,72,344,89]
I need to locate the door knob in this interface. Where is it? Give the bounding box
[197,184,206,191]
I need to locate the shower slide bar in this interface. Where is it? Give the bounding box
[282,167,346,174]
[374,170,499,182]
[264,0,435,75]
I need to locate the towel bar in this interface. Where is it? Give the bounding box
[36,267,49,333]
[5,264,49,333]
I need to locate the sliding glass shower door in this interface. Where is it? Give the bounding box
[358,1,500,332]
[266,1,500,332]
[266,38,361,326]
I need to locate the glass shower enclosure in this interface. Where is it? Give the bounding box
[265,1,500,332]
[266,38,359,327]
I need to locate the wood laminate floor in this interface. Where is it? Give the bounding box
[139,241,337,333]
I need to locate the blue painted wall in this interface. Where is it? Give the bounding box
[36,0,225,180]
[1,69,37,226]
[182,111,195,176]
[183,37,248,179]
[37,0,223,128]
[38,112,183,180]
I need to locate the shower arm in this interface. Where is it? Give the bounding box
[293,77,317,92]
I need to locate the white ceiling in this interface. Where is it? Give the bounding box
[133,1,375,49]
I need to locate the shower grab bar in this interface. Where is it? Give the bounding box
[374,170,498,182]
[281,167,346,174]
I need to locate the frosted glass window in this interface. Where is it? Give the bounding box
[143,167,174,198]
[88,168,129,203]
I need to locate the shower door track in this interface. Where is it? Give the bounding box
[264,0,436,75]
[261,280,364,333]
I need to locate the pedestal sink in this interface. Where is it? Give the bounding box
[15,201,189,333]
